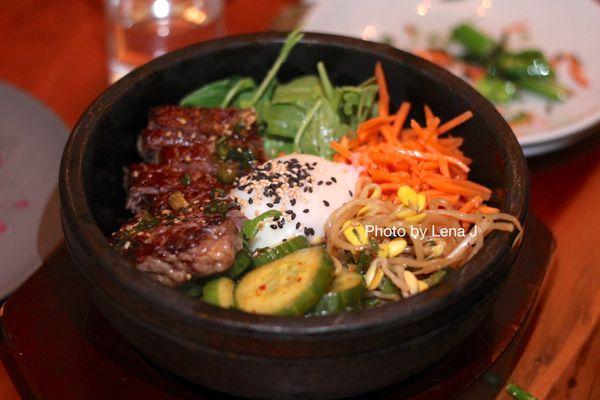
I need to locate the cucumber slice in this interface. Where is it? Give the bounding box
[313,271,365,315]
[229,248,253,278]
[253,236,310,267]
[235,247,334,315]
[203,277,235,308]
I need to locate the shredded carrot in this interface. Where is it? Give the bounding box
[375,62,390,117]
[330,141,353,161]
[391,102,411,138]
[330,64,497,212]
[438,111,473,135]
[479,206,500,214]
[557,53,590,88]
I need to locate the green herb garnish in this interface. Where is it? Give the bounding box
[204,200,233,215]
[242,210,282,241]
[180,173,192,186]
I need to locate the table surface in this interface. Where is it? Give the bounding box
[1,1,599,399]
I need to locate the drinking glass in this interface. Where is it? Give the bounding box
[105,0,224,82]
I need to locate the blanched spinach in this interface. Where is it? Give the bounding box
[180,29,379,159]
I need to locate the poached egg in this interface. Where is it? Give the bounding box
[232,154,359,251]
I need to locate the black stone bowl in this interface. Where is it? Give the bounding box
[59,32,529,399]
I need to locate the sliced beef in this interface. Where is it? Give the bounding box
[113,204,244,287]
[138,106,261,162]
[125,162,225,214]
[113,105,264,287]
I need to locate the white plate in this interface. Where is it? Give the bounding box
[0,82,68,299]
[304,0,600,155]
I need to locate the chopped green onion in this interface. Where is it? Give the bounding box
[180,173,192,186]
[229,248,254,278]
[243,210,283,241]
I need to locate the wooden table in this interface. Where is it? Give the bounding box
[1,1,598,398]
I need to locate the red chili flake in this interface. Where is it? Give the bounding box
[14,199,30,210]
[0,221,6,235]
[255,284,267,296]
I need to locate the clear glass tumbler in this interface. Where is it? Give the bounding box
[105,0,224,83]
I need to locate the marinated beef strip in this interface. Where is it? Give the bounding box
[113,106,264,287]
[113,204,244,287]
[126,155,222,214]
[138,106,262,162]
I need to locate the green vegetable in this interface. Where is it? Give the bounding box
[355,250,372,273]
[235,246,334,315]
[253,236,310,267]
[293,99,323,151]
[312,271,366,315]
[262,136,295,158]
[229,248,253,279]
[220,77,256,108]
[216,162,238,184]
[506,382,537,400]
[215,137,230,160]
[133,213,160,232]
[475,76,517,103]
[249,28,304,106]
[317,61,335,102]
[495,50,553,80]
[363,297,381,308]
[180,76,250,107]
[203,277,235,308]
[451,23,498,59]
[518,77,567,101]
[204,199,232,215]
[180,173,192,186]
[242,210,282,241]
[179,29,378,160]
[422,267,452,287]
[379,276,399,295]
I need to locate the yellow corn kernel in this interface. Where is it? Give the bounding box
[369,186,382,199]
[404,212,427,224]
[403,270,419,295]
[377,243,389,258]
[416,193,427,212]
[387,238,408,257]
[398,185,417,208]
[343,224,369,246]
[417,280,429,292]
[168,191,189,210]
[394,208,416,219]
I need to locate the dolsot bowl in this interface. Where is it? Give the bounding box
[59,32,529,399]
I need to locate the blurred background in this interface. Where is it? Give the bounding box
[0,1,599,399]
